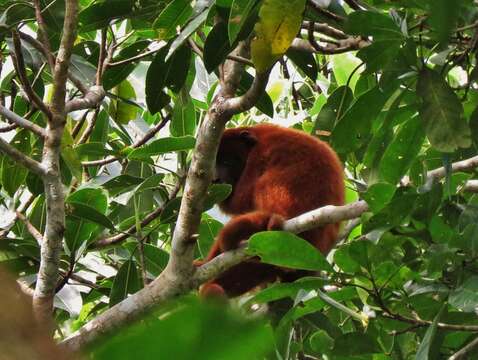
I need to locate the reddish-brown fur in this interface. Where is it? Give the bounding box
[199,124,344,297]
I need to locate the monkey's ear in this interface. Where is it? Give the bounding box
[239,130,257,146]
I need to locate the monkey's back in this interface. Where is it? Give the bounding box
[237,124,345,253]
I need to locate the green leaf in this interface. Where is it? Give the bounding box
[314,85,353,133]
[238,72,274,117]
[331,85,390,154]
[170,92,196,137]
[128,136,195,159]
[166,9,210,61]
[364,188,418,233]
[125,243,170,277]
[248,278,327,304]
[309,330,334,354]
[109,260,141,307]
[203,184,232,210]
[78,0,135,32]
[61,128,82,181]
[103,40,150,90]
[75,142,117,159]
[333,333,381,356]
[204,21,232,73]
[378,115,425,184]
[449,276,478,312]
[427,0,459,44]
[345,10,403,40]
[1,129,30,196]
[153,0,193,40]
[362,182,396,213]
[146,45,191,114]
[357,39,402,74]
[92,300,274,359]
[110,80,138,124]
[247,231,332,271]
[102,175,144,196]
[198,214,223,259]
[228,0,257,45]
[416,305,445,360]
[286,48,318,81]
[65,188,108,253]
[68,202,115,230]
[417,68,471,152]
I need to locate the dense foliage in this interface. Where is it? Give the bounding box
[0,0,478,358]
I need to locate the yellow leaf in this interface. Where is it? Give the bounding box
[251,0,306,72]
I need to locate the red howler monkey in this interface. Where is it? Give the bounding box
[199,123,344,297]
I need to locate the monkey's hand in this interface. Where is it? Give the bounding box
[218,211,285,252]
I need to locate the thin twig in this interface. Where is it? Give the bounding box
[0,105,45,137]
[16,211,43,245]
[95,177,183,247]
[11,30,52,118]
[0,136,46,176]
[307,0,345,22]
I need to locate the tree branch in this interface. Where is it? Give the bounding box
[0,136,46,177]
[95,176,182,247]
[65,85,105,113]
[11,30,52,118]
[302,21,347,39]
[81,114,170,166]
[33,0,79,322]
[0,105,46,137]
[449,336,478,360]
[307,0,345,22]
[63,39,269,351]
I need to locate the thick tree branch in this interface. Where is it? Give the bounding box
[0,105,46,137]
[0,136,46,177]
[302,21,347,39]
[33,0,79,322]
[65,86,105,113]
[284,201,369,234]
[224,71,271,115]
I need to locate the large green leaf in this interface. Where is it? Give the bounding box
[170,92,196,137]
[331,85,390,154]
[204,21,232,73]
[109,260,141,307]
[247,231,332,271]
[314,85,353,133]
[145,45,191,114]
[1,129,31,196]
[65,188,108,254]
[153,0,193,40]
[449,276,478,312]
[78,0,135,32]
[166,9,210,61]
[91,300,274,359]
[128,136,195,159]
[378,115,425,184]
[417,68,471,152]
[228,0,257,45]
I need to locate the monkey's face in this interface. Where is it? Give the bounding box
[214,130,257,189]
